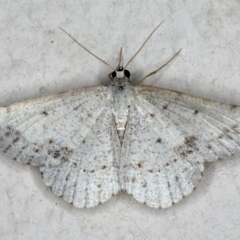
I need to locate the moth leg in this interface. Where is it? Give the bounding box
[108,72,114,81]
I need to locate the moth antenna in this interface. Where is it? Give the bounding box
[124,21,164,69]
[116,47,123,69]
[138,48,182,85]
[59,27,115,70]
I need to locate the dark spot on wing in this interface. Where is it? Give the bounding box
[61,147,73,155]
[156,138,162,143]
[231,105,238,110]
[42,111,48,115]
[87,113,93,118]
[5,132,11,137]
[163,104,168,110]
[223,128,230,133]
[82,140,86,144]
[150,113,155,117]
[3,145,11,153]
[194,110,199,114]
[60,157,68,163]
[12,137,19,143]
[73,163,77,168]
[132,177,136,182]
[175,176,179,181]
[175,135,199,156]
[218,134,224,139]
[53,150,60,158]
[49,139,53,144]
[102,165,107,169]
[232,124,238,129]
[184,136,197,148]
[73,105,80,111]
[176,146,188,158]
[137,163,142,168]
[47,148,67,159]
[181,152,188,157]
[97,184,101,188]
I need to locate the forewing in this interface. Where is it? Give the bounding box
[120,85,240,209]
[0,86,121,208]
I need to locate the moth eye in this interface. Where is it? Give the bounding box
[111,71,116,78]
[124,70,130,79]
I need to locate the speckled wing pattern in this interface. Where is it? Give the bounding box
[1,85,240,209]
[120,86,240,208]
[0,86,120,208]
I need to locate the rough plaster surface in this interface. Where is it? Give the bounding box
[0,0,240,239]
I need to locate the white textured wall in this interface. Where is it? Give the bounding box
[1,1,240,239]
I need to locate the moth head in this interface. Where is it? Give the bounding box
[110,66,131,80]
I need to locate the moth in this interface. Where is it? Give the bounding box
[1,22,239,209]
